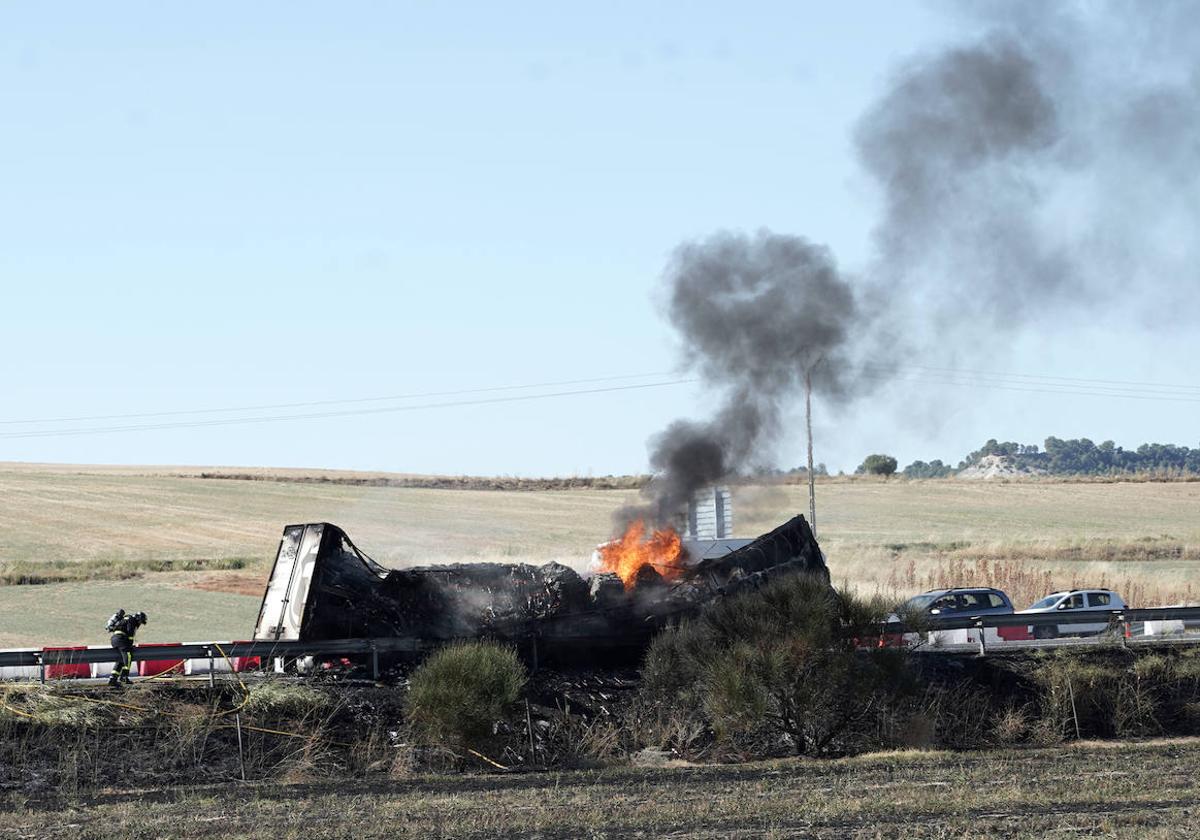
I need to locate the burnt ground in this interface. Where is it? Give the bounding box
[2,738,1198,839]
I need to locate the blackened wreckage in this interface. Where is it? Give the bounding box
[254,516,826,666]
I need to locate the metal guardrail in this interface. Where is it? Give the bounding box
[3,607,1199,676]
[881,605,1200,656]
[884,605,1200,633]
[0,637,436,679]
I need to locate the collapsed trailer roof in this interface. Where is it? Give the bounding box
[253,517,827,664]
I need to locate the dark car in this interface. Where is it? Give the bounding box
[902,587,1015,618]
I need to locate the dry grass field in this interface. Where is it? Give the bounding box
[3,739,1198,838]
[1,463,1198,646]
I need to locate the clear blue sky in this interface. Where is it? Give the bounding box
[2,2,1196,475]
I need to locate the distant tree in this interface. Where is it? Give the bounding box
[903,459,955,479]
[857,454,898,476]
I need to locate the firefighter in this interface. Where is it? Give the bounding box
[105,609,147,687]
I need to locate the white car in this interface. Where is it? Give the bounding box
[1017,589,1126,639]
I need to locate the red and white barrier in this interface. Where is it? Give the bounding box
[136,643,185,678]
[42,646,91,680]
[997,625,1035,641]
[228,641,262,673]
[927,628,971,647]
[1145,620,1185,636]
[91,660,140,679]
[184,641,261,675]
[184,657,233,675]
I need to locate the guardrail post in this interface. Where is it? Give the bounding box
[1119,613,1130,649]
[370,643,379,681]
[38,654,45,685]
[976,620,987,657]
[208,647,216,687]
[235,712,247,782]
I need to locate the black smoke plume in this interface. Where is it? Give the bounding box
[627,2,1200,529]
[621,232,862,527]
[855,35,1069,325]
[857,2,1200,333]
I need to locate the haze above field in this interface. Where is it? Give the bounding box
[3,3,1199,476]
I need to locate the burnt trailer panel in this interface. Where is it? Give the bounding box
[254,524,322,641]
[253,516,827,663]
[253,523,411,642]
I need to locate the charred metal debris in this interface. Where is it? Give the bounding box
[254,516,827,666]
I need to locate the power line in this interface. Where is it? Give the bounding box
[861,365,1200,398]
[0,378,700,440]
[4,362,1198,442]
[859,368,1200,404]
[902,363,1200,393]
[0,371,680,426]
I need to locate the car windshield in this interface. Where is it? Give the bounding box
[903,593,942,611]
[1028,595,1062,610]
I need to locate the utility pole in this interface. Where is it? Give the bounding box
[804,365,817,538]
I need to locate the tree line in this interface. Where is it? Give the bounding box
[896,437,1200,478]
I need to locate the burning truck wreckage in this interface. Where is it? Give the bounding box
[251,231,858,676]
[253,489,828,671]
[246,230,878,675]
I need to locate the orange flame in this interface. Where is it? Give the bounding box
[597,520,685,590]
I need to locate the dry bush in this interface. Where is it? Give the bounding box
[242,681,332,719]
[1028,651,1200,740]
[153,702,222,772]
[0,680,355,789]
[1181,703,1200,734]
[0,684,106,728]
[406,641,526,751]
[269,735,340,784]
[991,705,1031,746]
[343,725,395,774]
[537,696,709,767]
[641,574,913,758]
[537,708,624,766]
[913,681,995,750]
[386,740,422,777]
[1033,655,1127,739]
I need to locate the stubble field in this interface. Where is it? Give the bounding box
[2,739,1198,839]
[1,463,1198,647]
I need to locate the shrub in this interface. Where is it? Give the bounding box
[642,574,912,757]
[857,454,898,476]
[406,641,526,749]
[1027,651,1200,739]
[0,685,106,728]
[242,681,332,719]
[1181,703,1200,734]
[1032,655,1126,739]
[991,706,1030,745]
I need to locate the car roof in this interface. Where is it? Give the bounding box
[1044,589,1118,597]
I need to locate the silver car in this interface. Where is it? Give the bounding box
[1018,589,1127,638]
